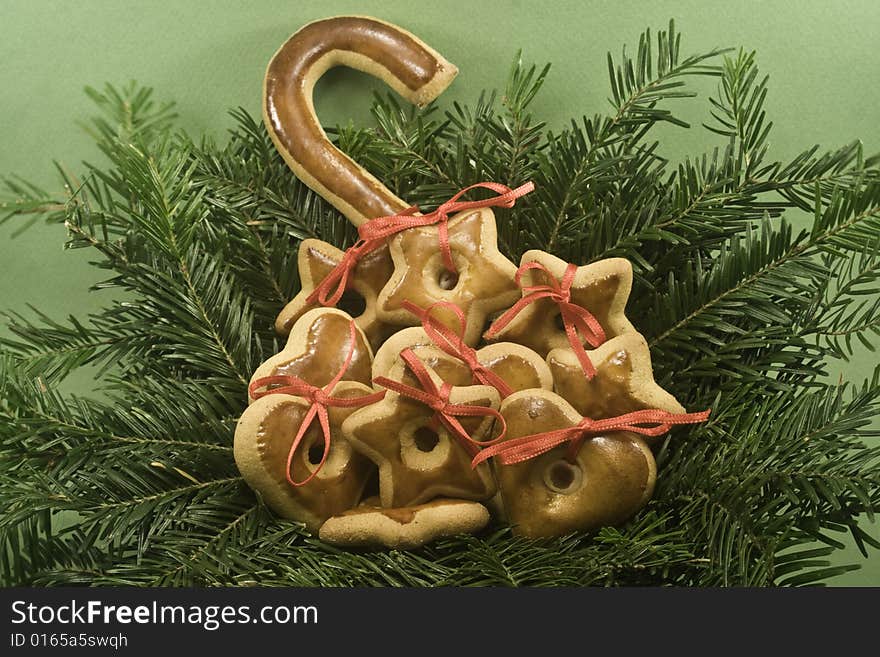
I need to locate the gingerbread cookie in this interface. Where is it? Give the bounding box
[234,382,380,532]
[548,332,684,422]
[484,250,635,366]
[249,308,373,402]
[342,349,501,508]
[319,498,490,549]
[264,16,458,227]
[371,302,553,397]
[274,239,396,349]
[375,207,522,345]
[479,389,656,538]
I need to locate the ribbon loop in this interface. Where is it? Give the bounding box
[471,408,711,468]
[308,182,534,307]
[373,348,507,458]
[485,261,606,379]
[248,322,385,487]
[402,300,515,398]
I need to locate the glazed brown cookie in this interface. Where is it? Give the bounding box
[375,208,521,345]
[318,498,490,549]
[342,350,500,508]
[249,308,373,402]
[264,16,457,227]
[372,326,552,398]
[233,383,378,531]
[548,332,684,422]
[485,250,635,358]
[485,389,656,538]
[274,239,396,350]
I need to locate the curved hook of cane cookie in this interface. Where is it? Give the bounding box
[263,15,458,226]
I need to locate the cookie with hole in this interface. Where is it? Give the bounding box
[342,349,501,508]
[274,239,397,350]
[249,307,373,403]
[234,384,379,532]
[483,250,636,364]
[318,498,490,549]
[374,208,521,345]
[487,389,657,538]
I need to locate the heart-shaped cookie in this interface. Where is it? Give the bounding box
[249,308,373,402]
[490,389,656,538]
[234,382,379,531]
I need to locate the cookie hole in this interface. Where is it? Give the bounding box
[337,289,367,318]
[553,312,566,331]
[437,268,460,291]
[544,460,583,494]
[307,445,325,465]
[414,426,440,452]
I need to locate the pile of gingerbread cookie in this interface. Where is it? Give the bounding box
[233,16,707,548]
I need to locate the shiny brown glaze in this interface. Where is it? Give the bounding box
[548,334,685,421]
[379,209,520,344]
[497,266,629,357]
[494,392,656,538]
[265,17,451,223]
[551,342,643,418]
[252,311,373,397]
[342,374,499,507]
[245,386,376,530]
[276,240,397,350]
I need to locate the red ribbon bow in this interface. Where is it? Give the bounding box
[373,348,507,458]
[307,181,535,307]
[471,408,711,467]
[484,261,606,378]
[248,322,385,487]
[402,300,515,398]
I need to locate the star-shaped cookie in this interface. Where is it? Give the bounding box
[375,209,520,345]
[341,356,499,508]
[275,238,397,349]
[486,249,635,357]
[492,389,656,538]
[250,308,373,402]
[547,332,684,422]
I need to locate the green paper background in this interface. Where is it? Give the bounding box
[1,0,878,585]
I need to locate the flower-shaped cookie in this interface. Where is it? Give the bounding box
[342,349,501,508]
[274,239,397,350]
[547,332,684,422]
[249,307,373,402]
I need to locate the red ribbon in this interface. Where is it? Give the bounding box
[373,348,507,458]
[402,300,515,398]
[471,408,711,467]
[307,181,535,307]
[248,322,385,487]
[484,261,606,378]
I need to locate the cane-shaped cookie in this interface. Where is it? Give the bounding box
[264,15,457,226]
[266,16,458,344]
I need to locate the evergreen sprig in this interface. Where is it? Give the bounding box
[1,21,878,586]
